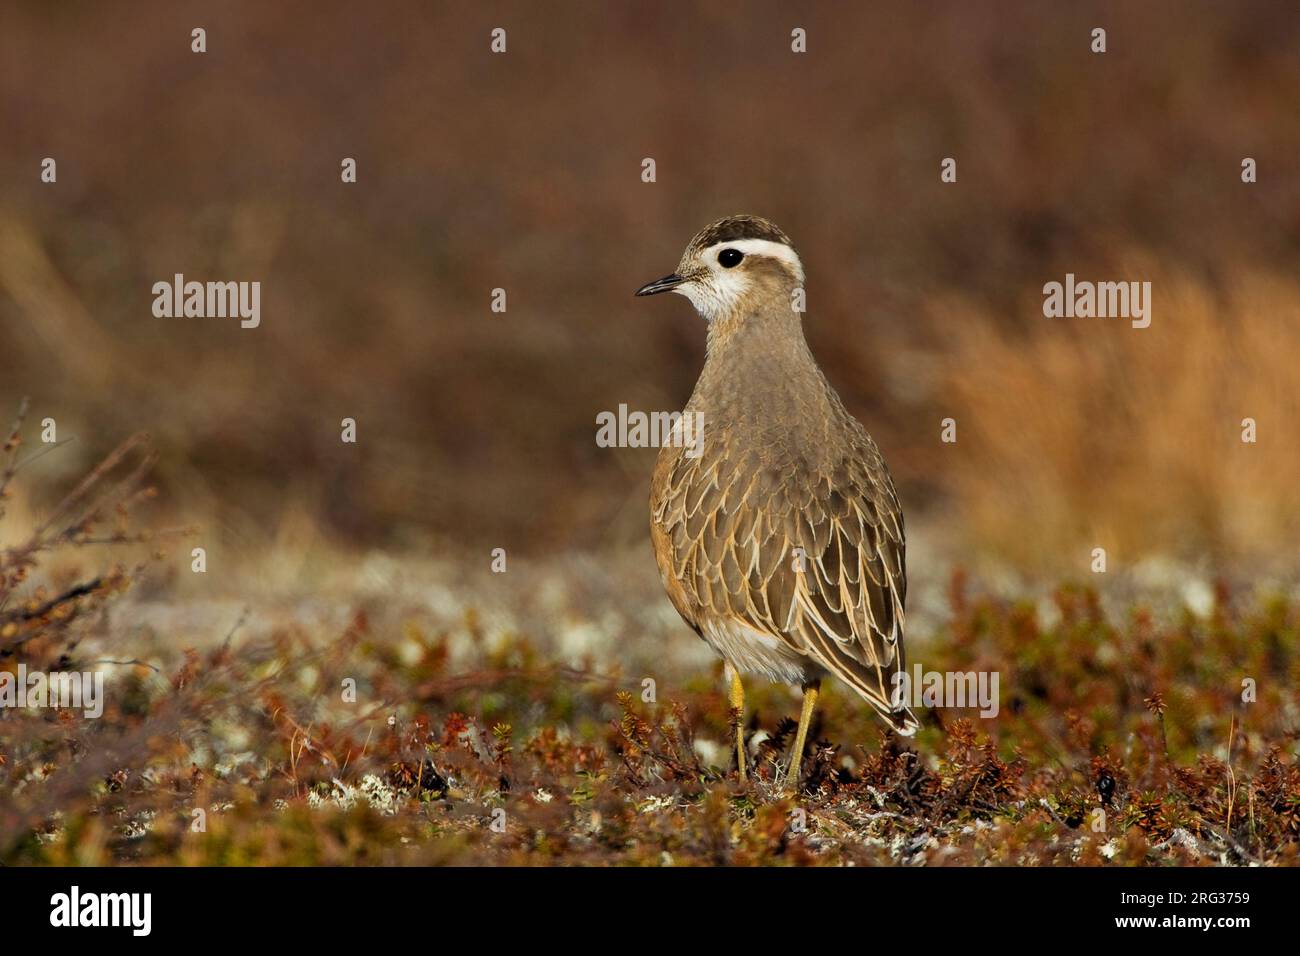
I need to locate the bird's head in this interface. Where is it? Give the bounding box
[635,215,804,323]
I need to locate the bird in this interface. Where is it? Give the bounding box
[636,214,918,792]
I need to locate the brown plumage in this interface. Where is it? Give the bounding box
[638,216,917,785]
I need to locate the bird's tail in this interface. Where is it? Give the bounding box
[835,650,921,736]
[814,644,921,736]
[879,702,920,737]
[836,664,921,736]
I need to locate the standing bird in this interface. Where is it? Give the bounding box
[637,215,918,791]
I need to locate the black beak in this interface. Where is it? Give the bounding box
[634,273,685,297]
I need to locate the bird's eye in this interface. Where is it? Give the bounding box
[718,248,743,268]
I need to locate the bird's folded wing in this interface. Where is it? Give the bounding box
[653,434,910,722]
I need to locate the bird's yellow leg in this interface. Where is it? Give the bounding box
[787,680,820,793]
[726,664,747,784]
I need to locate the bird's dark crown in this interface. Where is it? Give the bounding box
[687,215,794,254]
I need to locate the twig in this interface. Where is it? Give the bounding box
[91,658,161,674]
[0,577,103,627]
[0,397,31,521]
[1225,712,1237,831]
[1201,823,1262,866]
[222,607,250,652]
[9,437,77,477]
[1038,797,1067,826]
[71,525,196,546]
[36,432,149,538]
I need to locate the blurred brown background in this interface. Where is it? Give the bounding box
[2,0,1298,578]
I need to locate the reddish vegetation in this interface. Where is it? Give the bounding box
[2,409,1296,866]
